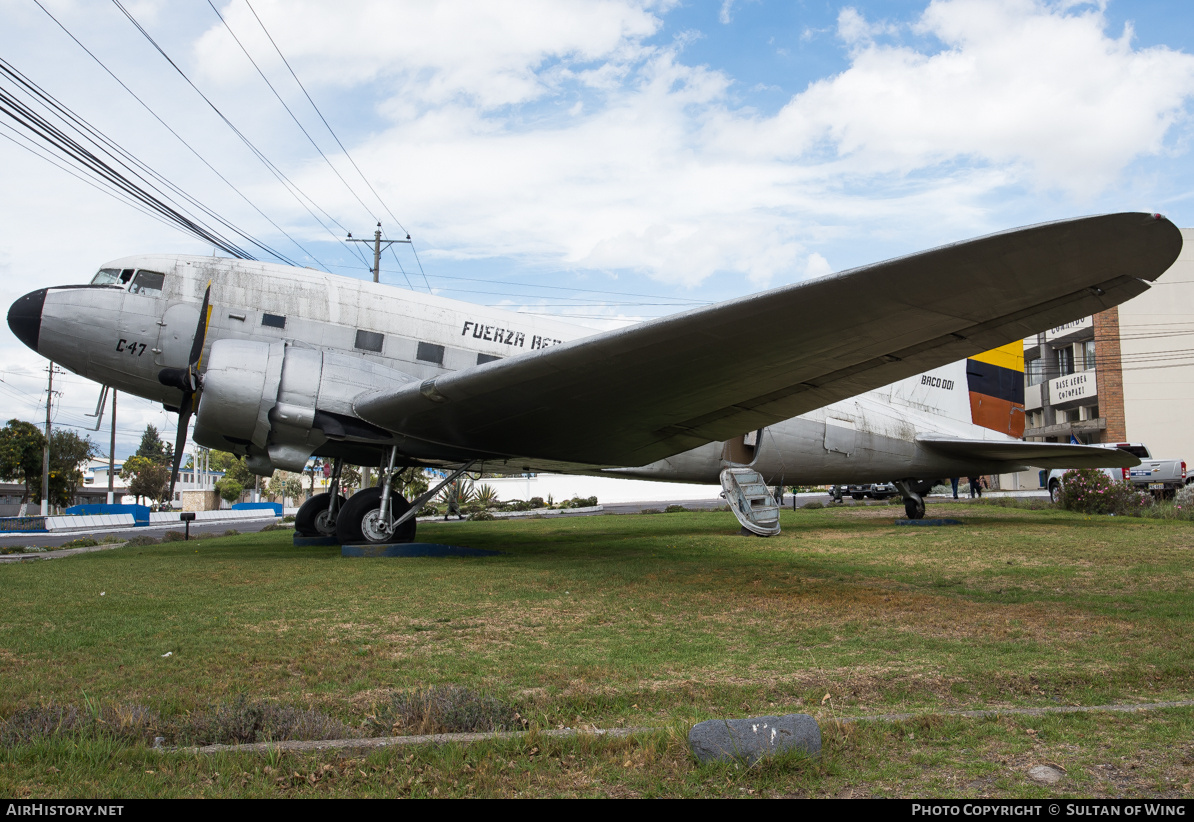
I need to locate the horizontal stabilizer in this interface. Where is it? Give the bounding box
[916,438,1139,469]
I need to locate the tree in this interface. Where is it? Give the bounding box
[136,424,173,466]
[265,470,302,504]
[0,422,94,509]
[46,430,97,509]
[215,478,243,505]
[0,419,45,504]
[121,455,170,505]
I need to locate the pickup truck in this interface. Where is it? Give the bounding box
[1046,443,1188,502]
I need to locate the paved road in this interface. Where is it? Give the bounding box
[0,516,282,549]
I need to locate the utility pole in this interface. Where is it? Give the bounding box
[346,223,410,283]
[107,389,117,505]
[41,363,60,516]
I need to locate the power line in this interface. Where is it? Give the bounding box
[26,0,310,265]
[110,0,353,270]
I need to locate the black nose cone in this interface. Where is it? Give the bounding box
[8,288,46,352]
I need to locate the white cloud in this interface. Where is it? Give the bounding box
[195,0,667,109]
[287,0,1194,286]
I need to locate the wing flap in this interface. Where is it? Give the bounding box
[355,213,1182,466]
[917,438,1140,469]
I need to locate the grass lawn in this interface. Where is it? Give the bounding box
[1,502,1191,797]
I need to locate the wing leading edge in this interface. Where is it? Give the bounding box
[355,213,1183,467]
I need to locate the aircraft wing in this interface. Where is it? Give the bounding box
[915,437,1140,469]
[355,213,1182,467]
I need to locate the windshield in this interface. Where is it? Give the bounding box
[91,268,132,286]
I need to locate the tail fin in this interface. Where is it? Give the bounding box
[966,342,1025,437]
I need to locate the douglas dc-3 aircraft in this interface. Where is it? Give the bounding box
[6,213,1184,542]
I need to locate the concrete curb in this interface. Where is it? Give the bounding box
[162,699,1194,756]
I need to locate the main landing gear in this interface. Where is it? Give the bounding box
[297,449,480,545]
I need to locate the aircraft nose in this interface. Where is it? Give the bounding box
[7,288,46,352]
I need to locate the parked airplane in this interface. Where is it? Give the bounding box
[7,213,1183,541]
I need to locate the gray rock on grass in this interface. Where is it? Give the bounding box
[688,714,821,765]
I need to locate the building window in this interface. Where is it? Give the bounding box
[416,342,445,365]
[1083,340,1096,370]
[355,330,384,353]
[262,313,286,329]
[1026,356,1045,386]
[1057,346,1073,377]
[477,353,502,365]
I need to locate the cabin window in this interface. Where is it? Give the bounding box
[261,313,286,329]
[355,330,384,353]
[90,268,130,286]
[416,342,445,365]
[128,270,165,296]
[477,353,502,365]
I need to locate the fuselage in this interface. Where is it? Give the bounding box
[9,255,1024,485]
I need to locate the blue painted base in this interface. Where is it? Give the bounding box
[895,518,963,526]
[293,535,340,547]
[341,542,501,558]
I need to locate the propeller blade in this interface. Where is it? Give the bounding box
[167,393,192,502]
[188,281,212,369]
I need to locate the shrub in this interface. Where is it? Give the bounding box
[161,530,186,542]
[59,537,99,549]
[0,701,161,747]
[170,695,355,745]
[467,511,496,521]
[124,535,159,547]
[223,529,240,537]
[1057,469,1150,515]
[363,686,520,736]
[528,497,545,509]
[664,504,688,513]
[801,501,824,510]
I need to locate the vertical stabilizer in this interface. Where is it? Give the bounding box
[965,342,1025,437]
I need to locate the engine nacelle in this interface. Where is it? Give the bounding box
[193,339,416,474]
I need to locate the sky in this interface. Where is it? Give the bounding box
[2,0,1194,461]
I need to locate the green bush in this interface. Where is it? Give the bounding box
[59,537,99,549]
[1057,469,1150,515]
[161,530,186,542]
[664,504,688,513]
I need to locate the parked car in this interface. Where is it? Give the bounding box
[846,482,898,500]
[1046,443,1187,502]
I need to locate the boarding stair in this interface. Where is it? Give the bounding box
[719,467,781,536]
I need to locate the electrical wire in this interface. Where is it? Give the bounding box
[111,0,355,270]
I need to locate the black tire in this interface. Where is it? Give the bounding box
[904,497,926,520]
[335,487,417,545]
[1049,480,1061,504]
[294,492,347,537]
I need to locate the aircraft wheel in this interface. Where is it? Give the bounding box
[335,488,417,545]
[1049,480,1062,504]
[904,496,926,520]
[294,493,347,537]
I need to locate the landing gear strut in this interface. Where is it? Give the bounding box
[294,458,345,537]
[894,479,935,520]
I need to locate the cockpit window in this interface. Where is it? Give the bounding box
[128,270,165,296]
[90,268,132,286]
